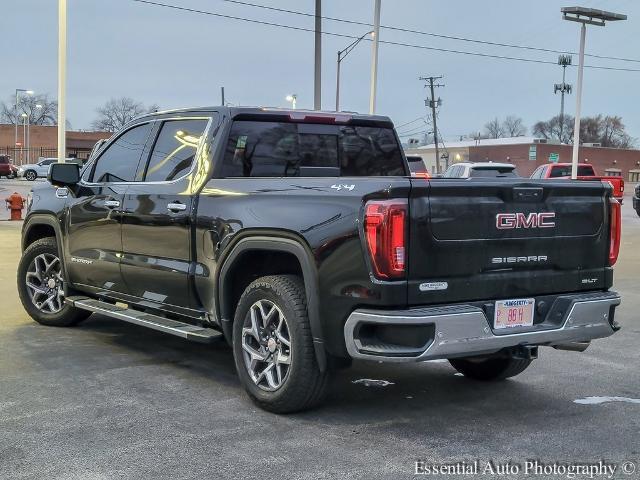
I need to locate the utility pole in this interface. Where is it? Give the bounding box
[314,0,322,110]
[419,75,444,174]
[368,0,381,114]
[554,55,572,142]
[221,86,225,106]
[58,0,67,163]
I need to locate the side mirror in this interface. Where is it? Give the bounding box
[48,162,80,187]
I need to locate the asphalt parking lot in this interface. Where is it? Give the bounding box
[1,186,638,479]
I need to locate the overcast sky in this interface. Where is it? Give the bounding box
[4,0,639,141]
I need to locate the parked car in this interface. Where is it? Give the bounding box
[633,184,640,217]
[406,155,430,178]
[443,162,519,178]
[17,107,621,413]
[0,155,18,179]
[19,157,78,181]
[531,163,624,204]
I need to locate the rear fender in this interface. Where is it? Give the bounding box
[217,235,327,371]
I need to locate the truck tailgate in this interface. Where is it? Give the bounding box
[407,179,611,305]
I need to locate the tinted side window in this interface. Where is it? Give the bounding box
[144,119,208,182]
[221,121,405,177]
[91,123,153,183]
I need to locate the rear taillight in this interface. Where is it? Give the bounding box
[364,200,407,279]
[609,198,621,266]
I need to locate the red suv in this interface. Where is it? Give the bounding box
[0,156,18,179]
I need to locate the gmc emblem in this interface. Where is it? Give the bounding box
[496,212,556,229]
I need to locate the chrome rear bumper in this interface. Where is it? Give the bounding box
[344,291,620,362]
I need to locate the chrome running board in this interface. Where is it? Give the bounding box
[66,296,223,343]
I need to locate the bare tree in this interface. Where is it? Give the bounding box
[532,115,574,144]
[502,115,527,137]
[483,118,504,139]
[533,114,634,148]
[92,97,159,132]
[0,94,58,125]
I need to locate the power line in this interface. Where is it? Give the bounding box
[395,116,426,129]
[215,0,640,64]
[397,125,429,136]
[130,0,640,72]
[397,129,428,138]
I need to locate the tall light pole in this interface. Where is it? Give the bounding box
[314,0,322,110]
[335,31,374,111]
[14,89,33,159]
[286,94,297,109]
[58,0,67,163]
[562,7,626,179]
[27,104,43,162]
[368,0,381,114]
[554,54,572,142]
[21,113,27,163]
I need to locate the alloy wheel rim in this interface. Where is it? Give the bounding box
[25,253,64,313]
[27,172,35,180]
[241,299,291,391]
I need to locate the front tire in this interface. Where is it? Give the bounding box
[232,275,330,413]
[17,237,90,327]
[24,170,37,181]
[449,354,532,381]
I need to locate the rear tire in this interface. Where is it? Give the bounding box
[17,237,90,327]
[232,274,330,413]
[449,354,532,381]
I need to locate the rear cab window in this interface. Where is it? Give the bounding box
[221,120,406,177]
[549,165,595,177]
[469,167,518,178]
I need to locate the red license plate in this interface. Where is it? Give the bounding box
[494,298,535,329]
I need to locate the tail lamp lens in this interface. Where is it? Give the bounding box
[609,198,621,266]
[364,200,407,279]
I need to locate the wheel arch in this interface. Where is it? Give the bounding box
[217,234,327,371]
[22,215,62,252]
[22,214,70,281]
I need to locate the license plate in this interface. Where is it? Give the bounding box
[494,298,535,329]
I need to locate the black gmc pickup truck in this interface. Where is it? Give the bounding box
[17,107,622,413]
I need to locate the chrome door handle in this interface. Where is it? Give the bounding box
[167,202,187,212]
[104,199,120,208]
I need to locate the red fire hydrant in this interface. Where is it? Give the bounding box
[5,192,25,221]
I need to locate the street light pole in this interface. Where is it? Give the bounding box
[58,0,67,163]
[335,31,374,111]
[14,89,33,160]
[313,0,322,110]
[368,0,381,114]
[335,52,341,111]
[21,114,27,163]
[570,23,586,180]
[562,7,626,179]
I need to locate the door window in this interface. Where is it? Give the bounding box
[90,123,153,183]
[143,119,208,182]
